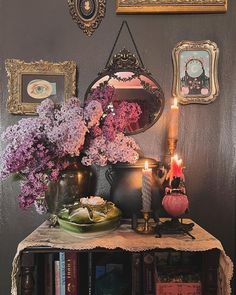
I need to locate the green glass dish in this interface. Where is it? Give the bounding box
[58,216,121,238]
[57,200,122,237]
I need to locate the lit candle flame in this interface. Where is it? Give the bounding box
[172,154,182,166]
[171,97,179,109]
[144,160,149,170]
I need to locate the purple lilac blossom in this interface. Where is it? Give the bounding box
[82,133,140,166]
[0,87,141,213]
[84,100,103,128]
[42,99,87,156]
[87,84,116,109]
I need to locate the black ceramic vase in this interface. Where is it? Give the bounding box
[45,157,96,225]
[105,158,166,220]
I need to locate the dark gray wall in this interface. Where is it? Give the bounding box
[0,1,235,294]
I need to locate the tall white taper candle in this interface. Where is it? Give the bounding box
[168,97,179,140]
[142,161,152,211]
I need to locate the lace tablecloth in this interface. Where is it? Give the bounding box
[11,219,233,295]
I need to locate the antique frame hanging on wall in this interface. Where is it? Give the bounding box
[68,0,106,36]
[172,40,219,105]
[116,0,227,14]
[84,21,165,135]
[5,59,76,115]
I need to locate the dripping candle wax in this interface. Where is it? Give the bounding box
[168,154,184,185]
[142,161,152,211]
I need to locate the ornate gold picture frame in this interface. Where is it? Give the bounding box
[68,0,106,36]
[116,0,227,14]
[172,40,219,105]
[5,59,76,115]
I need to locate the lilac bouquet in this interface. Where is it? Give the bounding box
[0,84,141,213]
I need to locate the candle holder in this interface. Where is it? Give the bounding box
[135,210,155,234]
[167,138,178,156]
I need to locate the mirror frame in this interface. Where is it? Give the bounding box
[85,48,165,135]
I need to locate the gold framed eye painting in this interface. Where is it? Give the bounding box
[5,59,76,115]
[172,40,219,105]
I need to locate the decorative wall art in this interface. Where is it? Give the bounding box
[116,0,227,14]
[172,40,219,105]
[68,0,106,36]
[5,59,76,115]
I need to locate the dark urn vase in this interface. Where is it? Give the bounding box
[45,158,96,223]
[105,158,166,220]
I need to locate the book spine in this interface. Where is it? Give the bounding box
[132,253,141,295]
[44,253,54,295]
[65,252,78,295]
[143,253,155,295]
[88,252,92,295]
[55,260,61,295]
[60,252,66,295]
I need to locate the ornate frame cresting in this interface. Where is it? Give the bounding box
[68,0,106,36]
[5,59,76,115]
[172,40,219,105]
[116,0,227,14]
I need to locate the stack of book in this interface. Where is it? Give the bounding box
[41,251,78,295]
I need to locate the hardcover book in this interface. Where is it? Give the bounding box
[60,252,66,295]
[132,253,141,295]
[143,253,155,295]
[156,282,201,295]
[44,253,54,295]
[65,252,78,295]
[55,260,61,295]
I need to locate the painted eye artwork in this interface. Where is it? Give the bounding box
[27,79,56,99]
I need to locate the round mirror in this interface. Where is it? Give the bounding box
[85,49,165,135]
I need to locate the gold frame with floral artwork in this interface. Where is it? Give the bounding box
[172,40,219,105]
[5,59,76,115]
[116,0,227,14]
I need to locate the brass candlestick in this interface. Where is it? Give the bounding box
[168,138,178,156]
[135,210,155,234]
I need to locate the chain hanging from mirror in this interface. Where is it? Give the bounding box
[67,0,106,36]
[85,21,165,135]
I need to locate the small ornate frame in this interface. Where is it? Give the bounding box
[5,59,76,115]
[68,0,106,36]
[172,40,219,105]
[116,0,227,14]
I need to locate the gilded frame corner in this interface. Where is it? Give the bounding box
[67,0,106,36]
[116,0,227,14]
[5,59,76,115]
[172,40,219,105]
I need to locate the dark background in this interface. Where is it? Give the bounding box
[0,1,235,294]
